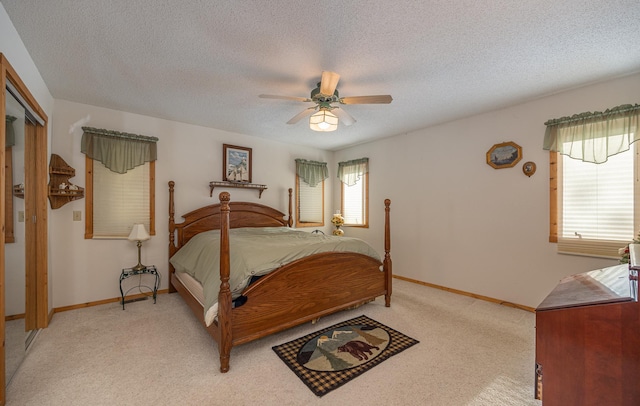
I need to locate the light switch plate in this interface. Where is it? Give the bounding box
[18,211,24,222]
[73,211,82,221]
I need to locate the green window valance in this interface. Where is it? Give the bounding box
[81,126,158,174]
[543,104,640,164]
[295,159,328,187]
[338,157,369,186]
[5,115,16,148]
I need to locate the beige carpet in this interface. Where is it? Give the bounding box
[6,279,542,406]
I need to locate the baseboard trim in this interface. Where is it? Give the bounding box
[52,278,536,315]
[393,275,536,313]
[53,289,170,314]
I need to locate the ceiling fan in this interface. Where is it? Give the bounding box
[259,71,392,131]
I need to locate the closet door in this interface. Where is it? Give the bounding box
[1,53,49,404]
[4,90,27,384]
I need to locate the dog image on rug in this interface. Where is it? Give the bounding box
[296,325,390,372]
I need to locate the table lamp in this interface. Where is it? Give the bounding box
[128,223,150,271]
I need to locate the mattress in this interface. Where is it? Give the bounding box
[174,270,205,306]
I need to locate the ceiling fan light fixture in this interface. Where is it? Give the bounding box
[309,109,338,132]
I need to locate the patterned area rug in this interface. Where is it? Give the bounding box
[272,315,419,397]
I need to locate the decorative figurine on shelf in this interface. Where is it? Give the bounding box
[69,184,79,192]
[331,212,345,236]
[59,182,67,194]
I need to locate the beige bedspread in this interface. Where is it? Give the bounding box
[169,227,381,326]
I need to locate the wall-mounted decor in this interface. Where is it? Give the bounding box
[522,161,537,177]
[223,144,252,183]
[48,154,84,209]
[486,141,522,169]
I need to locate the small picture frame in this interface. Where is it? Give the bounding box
[486,141,522,169]
[223,144,252,183]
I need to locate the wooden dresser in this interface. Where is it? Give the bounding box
[535,248,640,405]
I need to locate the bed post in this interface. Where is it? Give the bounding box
[287,188,293,227]
[218,191,233,373]
[384,199,392,307]
[168,181,177,293]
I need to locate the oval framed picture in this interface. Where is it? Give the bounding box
[522,161,536,177]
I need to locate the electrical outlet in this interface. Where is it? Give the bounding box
[18,211,24,222]
[73,211,82,221]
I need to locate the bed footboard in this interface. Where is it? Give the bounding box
[231,252,386,344]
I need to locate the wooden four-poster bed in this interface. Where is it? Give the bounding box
[167,181,392,372]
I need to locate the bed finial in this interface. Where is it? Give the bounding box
[219,191,231,203]
[287,188,293,227]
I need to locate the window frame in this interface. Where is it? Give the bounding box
[84,156,155,239]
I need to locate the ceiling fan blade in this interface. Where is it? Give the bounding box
[319,71,340,96]
[286,107,318,124]
[259,94,312,102]
[340,95,393,104]
[331,108,356,126]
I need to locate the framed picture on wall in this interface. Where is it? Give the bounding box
[223,144,252,183]
[486,141,522,169]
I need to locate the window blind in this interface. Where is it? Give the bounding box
[343,177,365,225]
[93,161,150,237]
[558,148,635,257]
[298,179,323,223]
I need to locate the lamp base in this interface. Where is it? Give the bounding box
[131,240,146,271]
[131,263,146,271]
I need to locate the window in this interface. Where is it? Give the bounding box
[295,159,328,227]
[86,158,155,238]
[82,127,157,239]
[545,104,640,258]
[296,176,324,226]
[552,147,637,257]
[338,158,369,227]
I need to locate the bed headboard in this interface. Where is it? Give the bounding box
[168,181,293,255]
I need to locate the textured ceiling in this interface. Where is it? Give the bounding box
[3,0,640,150]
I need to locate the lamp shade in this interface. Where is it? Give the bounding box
[128,223,150,242]
[309,109,338,132]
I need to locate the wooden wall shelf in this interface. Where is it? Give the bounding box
[13,184,24,199]
[48,154,84,209]
[209,181,267,198]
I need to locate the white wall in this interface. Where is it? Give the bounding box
[50,99,333,308]
[336,72,640,309]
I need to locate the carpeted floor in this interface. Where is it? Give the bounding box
[6,279,542,406]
